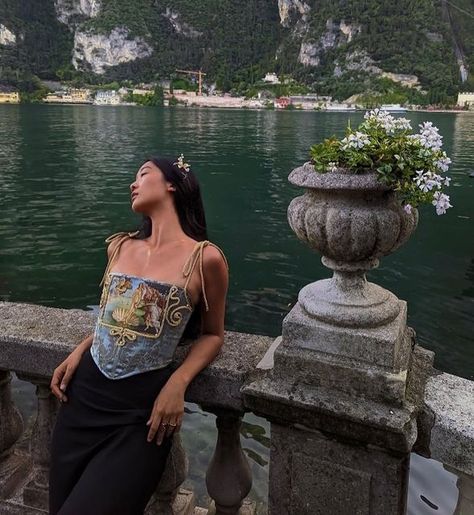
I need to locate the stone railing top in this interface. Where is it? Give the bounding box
[0,301,275,412]
[423,371,474,476]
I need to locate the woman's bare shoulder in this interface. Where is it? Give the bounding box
[105,232,139,259]
[202,240,229,270]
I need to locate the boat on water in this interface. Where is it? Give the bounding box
[379,104,407,112]
[325,104,357,111]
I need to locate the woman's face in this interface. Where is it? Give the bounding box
[129,160,175,213]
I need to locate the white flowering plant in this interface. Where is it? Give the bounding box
[309,109,453,215]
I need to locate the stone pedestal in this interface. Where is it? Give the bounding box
[269,423,409,515]
[243,309,429,514]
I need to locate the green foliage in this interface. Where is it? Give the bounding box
[171,78,197,92]
[0,0,472,102]
[124,85,164,106]
[0,0,73,79]
[0,67,50,102]
[86,0,281,91]
[276,0,466,103]
[309,110,453,212]
[19,86,49,103]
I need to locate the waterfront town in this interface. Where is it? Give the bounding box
[0,72,473,112]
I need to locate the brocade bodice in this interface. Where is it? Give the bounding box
[90,272,194,379]
[89,231,228,380]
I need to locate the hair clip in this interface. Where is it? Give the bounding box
[173,153,191,179]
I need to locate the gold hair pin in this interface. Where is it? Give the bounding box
[173,153,191,178]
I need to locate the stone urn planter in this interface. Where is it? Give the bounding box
[287,161,419,329]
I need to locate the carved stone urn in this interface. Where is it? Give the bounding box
[271,161,420,404]
[287,161,418,329]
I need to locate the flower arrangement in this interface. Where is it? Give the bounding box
[309,109,453,215]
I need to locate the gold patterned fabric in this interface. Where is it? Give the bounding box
[91,232,229,379]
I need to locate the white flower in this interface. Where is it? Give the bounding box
[393,117,412,131]
[414,170,442,192]
[363,109,411,133]
[341,131,370,150]
[417,121,443,151]
[403,204,413,214]
[434,152,452,173]
[420,180,435,193]
[414,170,426,187]
[432,191,453,215]
[327,162,338,172]
[443,176,452,187]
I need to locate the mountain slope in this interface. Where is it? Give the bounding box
[0,0,471,101]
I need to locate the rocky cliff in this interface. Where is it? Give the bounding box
[0,0,472,100]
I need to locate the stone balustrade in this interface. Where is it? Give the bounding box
[0,300,272,514]
[0,298,472,514]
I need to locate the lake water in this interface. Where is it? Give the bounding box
[1,105,473,512]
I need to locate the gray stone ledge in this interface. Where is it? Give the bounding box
[424,372,474,475]
[0,301,274,412]
[242,375,418,453]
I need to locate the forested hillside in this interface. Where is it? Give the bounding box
[0,0,472,103]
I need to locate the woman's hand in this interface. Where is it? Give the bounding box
[146,378,186,445]
[50,349,83,403]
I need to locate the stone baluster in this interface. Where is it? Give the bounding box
[0,370,28,501]
[16,374,58,511]
[204,407,252,515]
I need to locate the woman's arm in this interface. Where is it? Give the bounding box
[50,332,94,402]
[168,244,229,388]
[146,244,229,443]
[72,333,94,356]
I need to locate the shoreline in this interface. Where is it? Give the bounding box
[0,102,470,114]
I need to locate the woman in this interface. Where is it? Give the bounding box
[48,154,229,514]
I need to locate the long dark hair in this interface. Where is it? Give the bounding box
[128,154,208,344]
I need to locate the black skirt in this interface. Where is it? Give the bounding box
[49,348,176,515]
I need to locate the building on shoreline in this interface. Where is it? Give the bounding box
[44,88,92,104]
[93,90,121,105]
[132,87,153,96]
[0,90,20,103]
[457,92,474,110]
[289,94,333,110]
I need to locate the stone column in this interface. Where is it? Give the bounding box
[242,163,434,514]
[204,407,252,515]
[0,370,29,501]
[16,375,58,511]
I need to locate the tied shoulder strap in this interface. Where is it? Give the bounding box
[182,240,229,312]
[99,230,140,288]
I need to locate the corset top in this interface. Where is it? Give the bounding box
[90,231,229,380]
